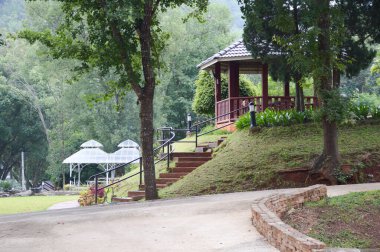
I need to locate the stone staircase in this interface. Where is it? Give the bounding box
[111,138,224,203]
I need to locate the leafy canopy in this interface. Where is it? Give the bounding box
[19,0,209,99]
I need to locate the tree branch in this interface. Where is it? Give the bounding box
[98,0,143,98]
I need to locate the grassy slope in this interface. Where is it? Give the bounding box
[159,121,380,198]
[0,195,79,215]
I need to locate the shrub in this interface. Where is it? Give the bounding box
[350,103,371,120]
[78,185,104,206]
[371,106,380,119]
[0,180,12,192]
[63,184,75,191]
[192,71,257,116]
[235,113,251,130]
[236,108,315,130]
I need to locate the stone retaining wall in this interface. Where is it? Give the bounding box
[251,185,327,252]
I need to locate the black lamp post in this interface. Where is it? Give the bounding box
[249,102,256,128]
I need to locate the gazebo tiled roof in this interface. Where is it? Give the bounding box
[197,39,282,73]
[197,40,251,70]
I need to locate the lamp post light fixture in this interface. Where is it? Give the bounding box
[187,113,192,131]
[249,102,256,128]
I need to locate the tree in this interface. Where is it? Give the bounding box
[192,71,257,116]
[240,0,380,183]
[0,84,48,184]
[239,0,307,111]
[19,0,208,199]
[156,3,236,130]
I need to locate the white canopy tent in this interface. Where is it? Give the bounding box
[63,139,140,186]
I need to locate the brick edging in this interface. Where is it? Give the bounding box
[251,185,327,252]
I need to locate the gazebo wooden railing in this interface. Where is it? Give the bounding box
[216,96,318,124]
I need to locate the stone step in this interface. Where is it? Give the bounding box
[155,178,179,184]
[207,142,219,148]
[171,152,212,158]
[177,157,212,162]
[112,195,145,202]
[127,190,145,198]
[170,167,197,173]
[112,197,133,203]
[195,146,209,153]
[159,172,188,179]
[175,161,206,167]
[156,184,167,189]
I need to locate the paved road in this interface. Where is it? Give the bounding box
[1,183,379,252]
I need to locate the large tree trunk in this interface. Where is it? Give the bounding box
[138,0,158,200]
[139,95,157,199]
[310,0,339,185]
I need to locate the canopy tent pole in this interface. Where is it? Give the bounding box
[111,164,115,181]
[78,164,81,187]
[69,163,73,186]
[106,164,109,185]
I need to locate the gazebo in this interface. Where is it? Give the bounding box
[63,139,140,186]
[63,140,109,186]
[197,40,318,127]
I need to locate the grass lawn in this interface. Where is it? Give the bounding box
[0,195,79,215]
[284,190,380,248]
[159,120,380,198]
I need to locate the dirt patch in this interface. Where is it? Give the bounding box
[284,201,380,248]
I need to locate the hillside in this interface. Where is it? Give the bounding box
[159,121,380,198]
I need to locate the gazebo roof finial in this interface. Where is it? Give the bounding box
[80,140,104,148]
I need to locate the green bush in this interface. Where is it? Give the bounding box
[235,113,251,130]
[352,93,380,107]
[371,106,380,119]
[350,103,371,120]
[192,71,257,116]
[236,108,315,130]
[235,103,379,130]
[0,180,12,192]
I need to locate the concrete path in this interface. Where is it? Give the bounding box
[47,200,80,211]
[1,183,379,252]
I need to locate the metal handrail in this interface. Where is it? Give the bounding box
[157,106,248,148]
[192,106,248,128]
[93,128,176,204]
[191,105,248,147]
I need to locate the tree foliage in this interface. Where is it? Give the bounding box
[156,3,236,130]
[0,84,48,185]
[239,0,380,183]
[192,71,256,116]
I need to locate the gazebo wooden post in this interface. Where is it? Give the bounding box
[262,63,269,111]
[214,62,221,119]
[284,79,290,97]
[284,78,290,109]
[228,61,239,121]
